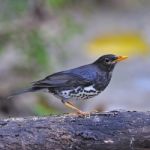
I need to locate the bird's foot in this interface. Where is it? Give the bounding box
[66,109,102,117]
[66,111,90,117]
[77,111,91,117]
[66,112,79,116]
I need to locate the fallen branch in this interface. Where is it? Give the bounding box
[0,111,150,150]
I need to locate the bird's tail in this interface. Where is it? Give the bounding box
[8,86,44,99]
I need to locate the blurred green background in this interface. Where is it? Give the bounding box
[0,0,150,118]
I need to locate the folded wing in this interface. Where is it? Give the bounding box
[33,72,92,88]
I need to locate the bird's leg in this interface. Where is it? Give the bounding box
[63,101,82,113]
[63,101,90,116]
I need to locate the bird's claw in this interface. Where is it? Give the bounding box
[77,111,91,117]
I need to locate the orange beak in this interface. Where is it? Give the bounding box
[115,56,128,62]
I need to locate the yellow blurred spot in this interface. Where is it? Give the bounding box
[87,33,150,56]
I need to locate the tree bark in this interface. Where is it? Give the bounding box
[0,111,150,150]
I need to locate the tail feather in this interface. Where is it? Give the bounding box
[8,86,44,99]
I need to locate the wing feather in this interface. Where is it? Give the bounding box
[33,72,91,88]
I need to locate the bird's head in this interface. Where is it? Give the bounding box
[94,54,128,71]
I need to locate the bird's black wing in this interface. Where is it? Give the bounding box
[33,72,92,88]
[64,64,111,91]
[65,64,99,81]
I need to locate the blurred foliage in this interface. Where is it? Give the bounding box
[49,16,83,63]
[34,98,59,116]
[47,0,70,8]
[0,0,83,70]
[0,34,11,53]
[62,16,83,42]
[12,30,50,73]
[0,0,28,21]
[50,16,83,43]
[7,0,27,13]
[87,33,150,56]
[26,31,49,70]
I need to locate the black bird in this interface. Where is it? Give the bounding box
[11,54,128,115]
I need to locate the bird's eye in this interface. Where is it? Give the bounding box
[104,58,110,63]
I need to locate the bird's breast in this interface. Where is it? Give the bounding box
[94,71,112,91]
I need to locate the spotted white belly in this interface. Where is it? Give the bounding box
[58,85,100,100]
